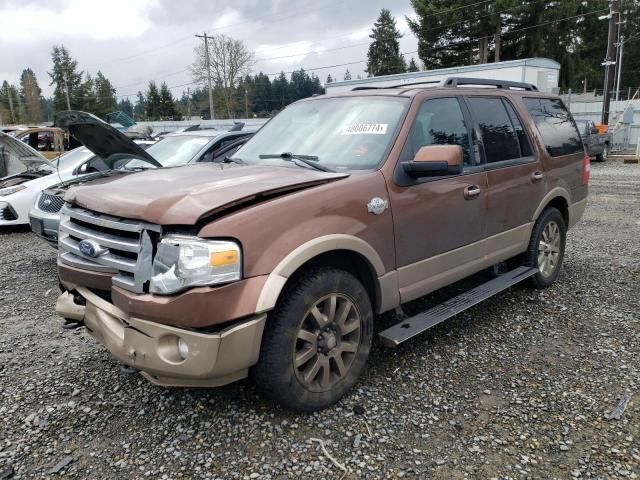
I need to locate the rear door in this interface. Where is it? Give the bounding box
[464,95,546,249]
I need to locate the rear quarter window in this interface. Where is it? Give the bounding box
[522,97,583,157]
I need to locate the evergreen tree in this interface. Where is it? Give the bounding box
[78,74,96,114]
[271,72,290,110]
[158,82,181,120]
[20,69,43,123]
[326,74,333,84]
[117,98,134,118]
[48,45,83,111]
[134,91,147,120]
[146,82,161,120]
[344,69,352,81]
[407,57,420,72]
[366,9,406,76]
[92,71,118,119]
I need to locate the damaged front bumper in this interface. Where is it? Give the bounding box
[55,286,266,387]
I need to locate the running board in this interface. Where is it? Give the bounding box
[378,266,538,348]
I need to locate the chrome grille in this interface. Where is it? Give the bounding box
[0,205,17,221]
[58,205,161,293]
[37,192,66,213]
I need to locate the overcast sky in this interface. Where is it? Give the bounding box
[0,0,419,99]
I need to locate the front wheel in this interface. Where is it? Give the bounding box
[524,207,567,289]
[252,267,373,411]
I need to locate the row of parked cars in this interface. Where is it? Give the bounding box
[2,78,589,411]
[0,114,255,245]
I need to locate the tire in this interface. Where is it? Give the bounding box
[524,207,567,289]
[252,267,373,411]
[595,143,608,162]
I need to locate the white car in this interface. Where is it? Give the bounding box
[0,131,154,226]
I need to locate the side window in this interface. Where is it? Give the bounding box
[402,97,472,166]
[503,100,532,157]
[522,97,583,157]
[467,97,521,163]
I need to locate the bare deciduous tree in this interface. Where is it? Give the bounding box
[190,34,254,118]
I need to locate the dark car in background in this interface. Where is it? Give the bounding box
[575,119,611,162]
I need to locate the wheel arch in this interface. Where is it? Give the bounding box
[256,235,395,314]
[533,188,570,227]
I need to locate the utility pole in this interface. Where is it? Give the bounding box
[195,33,215,120]
[63,73,71,110]
[615,34,624,104]
[601,0,620,125]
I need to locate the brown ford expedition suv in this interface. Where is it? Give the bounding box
[55,78,589,411]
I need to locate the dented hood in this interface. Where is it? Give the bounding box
[64,163,349,225]
[54,110,161,168]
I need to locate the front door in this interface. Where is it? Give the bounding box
[386,96,488,303]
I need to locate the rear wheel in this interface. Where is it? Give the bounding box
[252,267,373,411]
[524,207,566,289]
[595,143,608,162]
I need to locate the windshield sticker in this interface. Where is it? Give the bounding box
[341,123,388,135]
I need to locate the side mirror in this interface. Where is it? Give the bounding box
[401,145,462,178]
[73,163,89,176]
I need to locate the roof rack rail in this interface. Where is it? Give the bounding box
[351,86,384,91]
[350,77,538,92]
[440,77,538,91]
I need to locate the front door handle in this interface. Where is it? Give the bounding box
[531,171,544,182]
[463,185,481,200]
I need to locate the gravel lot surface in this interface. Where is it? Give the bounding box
[0,160,638,479]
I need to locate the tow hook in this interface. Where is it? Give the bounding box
[120,364,140,374]
[62,319,85,330]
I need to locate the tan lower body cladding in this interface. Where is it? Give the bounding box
[56,286,265,387]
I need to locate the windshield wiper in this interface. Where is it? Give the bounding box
[122,166,151,172]
[222,156,246,165]
[259,152,335,173]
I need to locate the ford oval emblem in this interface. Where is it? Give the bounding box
[78,239,106,258]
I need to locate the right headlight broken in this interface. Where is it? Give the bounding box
[149,235,241,294]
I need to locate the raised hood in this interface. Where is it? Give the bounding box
[64,163,349,225]
[0,131,50,178]
[54,111,162,168]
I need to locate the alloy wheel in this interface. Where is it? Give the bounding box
[538,220,561,277]
[293,294,361,392]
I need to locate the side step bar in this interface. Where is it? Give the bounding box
[378,266,538,348]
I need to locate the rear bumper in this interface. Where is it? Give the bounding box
[29,208,60,247]
[55,286,266,387]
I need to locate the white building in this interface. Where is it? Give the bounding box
[325,57,561,94]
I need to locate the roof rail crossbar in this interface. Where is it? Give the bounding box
[441,77,538,91]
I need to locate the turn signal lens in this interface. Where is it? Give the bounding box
[211,250,239,267]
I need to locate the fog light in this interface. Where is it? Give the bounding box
[177,338,189,360]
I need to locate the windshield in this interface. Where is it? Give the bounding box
[48,147,94,170]
[140,135,212,167]
[236,96,409,170]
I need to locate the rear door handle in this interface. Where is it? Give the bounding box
[463,185,481,200]
[531,171,544,182]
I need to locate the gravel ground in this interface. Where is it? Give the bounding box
[0,160,638,479]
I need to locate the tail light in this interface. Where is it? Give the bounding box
[582,152,590,185]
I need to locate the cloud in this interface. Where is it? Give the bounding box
[0,0,158,43]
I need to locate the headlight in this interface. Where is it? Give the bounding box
[0,185,26,197]
[149,235,241,294]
